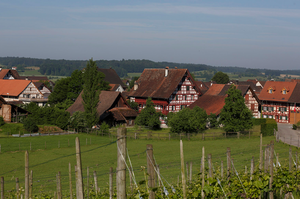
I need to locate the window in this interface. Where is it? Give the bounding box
[279,107,281,111]
[269,115,273,119]
[283,90,287,94]
[176,95,178,100]
[186,86,190,91]
[23,94,26,98]
[269,89,273,94]
[171,106,175,111]
[191,95,194,100]
[280,116,282,120]
[263,115,267,118]
[268,107,273,112]
[263,106,267,111]
[178,86,181,91]
[181,105,185,110]
[183,95,187,100]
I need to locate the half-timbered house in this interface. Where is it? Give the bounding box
[128,67,202,115]
[259,81,300,124]
[0,80,49,106]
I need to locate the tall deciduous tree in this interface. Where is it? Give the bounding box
[82,58,110,128]
[219,85,253,132]
[211,71,229,84]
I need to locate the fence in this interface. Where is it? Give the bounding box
[0,127,296,198]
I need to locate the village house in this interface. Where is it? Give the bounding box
[189,84,260,118]
[67,91,137,126]
[258,81,300,124]
[128,67,203,115]
[0,80,50,106]
[0,67,21,79]
[0,95,29,122]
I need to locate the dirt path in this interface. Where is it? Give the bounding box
[277,123,300,147]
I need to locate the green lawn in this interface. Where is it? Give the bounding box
[0,132,297,196]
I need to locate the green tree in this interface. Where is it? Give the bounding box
[82,58,110,128]
[129,76,139,89]
[0,116,5,126]
[23,117,39,133]
[208,113,218,128]
[69,111,86,131]
[219,85,253,132]
[168,106,207,134]
[135,98,161,130]
[211,71,229,84]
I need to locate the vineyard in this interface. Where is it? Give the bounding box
[0,129,299,198]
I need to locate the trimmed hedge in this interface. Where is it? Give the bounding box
[253,118,267,126]
[260,119,278,136]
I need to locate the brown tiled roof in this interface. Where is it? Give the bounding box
[0,69,21,79]
[0,80,30,97]
[258,81,297,102]
[97,68,127,89]
[195,81,209,94]
[129,68,201,99]
[67,90,134,121]
[109,107,137,121]
[288,83,300,103]
[204,84,225,96]
[218,85,248,96]
[189,95,226,115]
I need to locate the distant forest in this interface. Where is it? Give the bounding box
[0,57,299,78]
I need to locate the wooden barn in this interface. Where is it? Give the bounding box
[67,91,137,126]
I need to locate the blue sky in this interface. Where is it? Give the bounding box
[1,0,300,69]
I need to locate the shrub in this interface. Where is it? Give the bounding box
[253,118,266,126]
[23,117,39,133]
[0,116,5,126]
[261,119,278,136]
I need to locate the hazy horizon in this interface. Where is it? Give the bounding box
[1,0,300,70]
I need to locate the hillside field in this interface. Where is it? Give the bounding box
[0,133,297,196]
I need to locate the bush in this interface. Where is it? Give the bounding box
[0,116,5,126]
[253,118,266,126]
[261,119,278,136]
[23,117,39,133]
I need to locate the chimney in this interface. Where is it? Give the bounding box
[25,77,28,80]
[201,84,202,88]
[0,67,2,71]
[210,81,213,86]
[165,66,169,77]
[175,67,177,69]
[134,81,138,91]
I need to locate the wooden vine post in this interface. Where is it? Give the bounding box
[289,147,292,172]
[269,141,274,199]
[147,144,155,199]
[93,171,98,195]
[180,140,187,199]
[16,178,20,199]
[260,134,263,171]
[201,146,205,199]
[75,137,84,199]
[69,163,73,199]
[1,177,4,199]
[227,147,231,178]
[25,151,29,199]
[208,154,213,178]
[109,167,113,199]
[116,127,126,199]
[189,162,192,184]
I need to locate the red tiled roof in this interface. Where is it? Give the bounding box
[0,80,30,97]
[0,69,21,79]
[204,84,225,96]
[129,68,201,99]
[258,81,297,102]
[195,81,209,94]
[189,95,226,115]
[109,84,121,91]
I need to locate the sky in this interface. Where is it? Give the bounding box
[1,0,300,70]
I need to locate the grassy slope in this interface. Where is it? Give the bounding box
[0,133,297,195]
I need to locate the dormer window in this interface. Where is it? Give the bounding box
[282,89,287,94]
[269,89,273,94]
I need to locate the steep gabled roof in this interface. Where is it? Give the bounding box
[97,68,127,89]
[0,69,21,79]
[129,68,201,99]
[0,80,31,97]
[195,80,209,94]
[258,81,297,102]
[189,95,226,115]
[204,84,225,96]
[67,91,129,117]
[109,84,122,91]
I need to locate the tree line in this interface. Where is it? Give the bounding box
[1,57,297,78]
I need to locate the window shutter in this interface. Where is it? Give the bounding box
[279,107,281,111]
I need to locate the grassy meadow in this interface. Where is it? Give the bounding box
[0,132,297,196]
